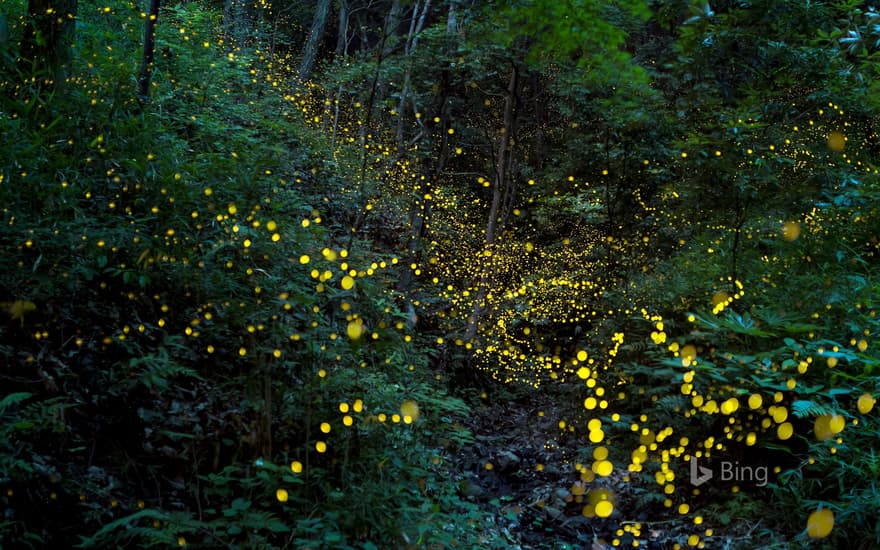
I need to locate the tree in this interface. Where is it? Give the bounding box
[296,0,333,84]
[137,0,161,103]
[18,0,78,86]
[461,0,650,339]
[222,0,253,48]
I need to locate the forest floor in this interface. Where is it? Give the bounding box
[452,390,616,549]
[453,388,762,549]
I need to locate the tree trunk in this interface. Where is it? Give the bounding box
[335,0,348,57]
[531,73,546,168]
[395,0,431,154]
[296,0,332,84]
[485,65,518,249]
[137,0,162,104]
[222,0,234,44]
[222,0,251,49]
[375,0,401,105]
[383,0,403,57]
[19,0,78,87]
[466,65,519,340]
[396,1,456,297]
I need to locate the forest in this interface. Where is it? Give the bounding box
[1,0,879,548]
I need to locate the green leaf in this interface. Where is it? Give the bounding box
[0,392,32,414]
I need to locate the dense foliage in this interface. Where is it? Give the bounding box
[1,0,879,548]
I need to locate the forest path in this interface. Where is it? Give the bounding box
[453,391,602,548]
[452,389,761,549]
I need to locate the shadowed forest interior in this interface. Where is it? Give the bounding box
[1,0,880,548]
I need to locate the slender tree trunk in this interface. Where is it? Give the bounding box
[223,0,250,49]
[395,1,456,297]
[137,0,162,104]
[222,0,234,45]
[268,6,280,65]
[383,0,403,57]
[466,65,518,340]
[19,0,78,87]
[446,0,456,40]
[346,27,389,251]
[395,0,431,154]
[375,0,401,104]
[347,0,430,251]
[531,73,546,168]
[296,0,332,84]
[485,65,518,248]
[330,0,348,153]
[335,0,348,56]
[322,0,348,132]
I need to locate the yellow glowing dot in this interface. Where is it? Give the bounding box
[746,394,763,411]
[238,347,246,356]
[777,422,793,440]
[341,276,355,290]
[347,320,363,340]
[400,400,420,421]
[276,488,288,502]
[827,132,845,152]
[290,461,303,473]
[595,500,613,518]
[594,460,613,476]
[320,422,331,434]
[228,204,237,215]
[814,415,835,441]
[782,221,801,241]
[857,393,875,414]
[807,508,834,538]
[299,255,310,264]
[315,441,327,453]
